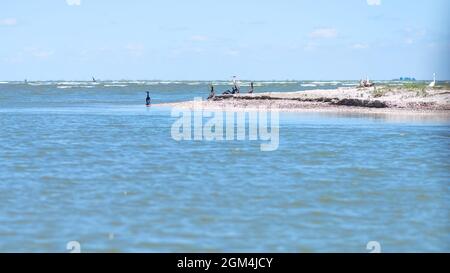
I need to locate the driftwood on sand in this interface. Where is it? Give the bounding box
[211,94,389,108]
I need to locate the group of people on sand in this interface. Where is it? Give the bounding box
[359,77,375,88]
[145,78,255,104]
[207,80,254,100]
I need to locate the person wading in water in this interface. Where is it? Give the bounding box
[145,92,151,106]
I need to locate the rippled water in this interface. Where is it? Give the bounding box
[0,81,449,252]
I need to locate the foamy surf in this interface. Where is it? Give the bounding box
[311,81,341,85]
[104,84,128,87]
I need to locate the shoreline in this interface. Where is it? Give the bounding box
[157,86,450,119]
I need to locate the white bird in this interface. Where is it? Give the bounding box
[429,73,436,87]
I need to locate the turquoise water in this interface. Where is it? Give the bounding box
[0,81,449,252]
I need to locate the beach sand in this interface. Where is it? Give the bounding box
[158,86,450,119]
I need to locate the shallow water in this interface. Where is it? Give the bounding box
[0,81,449,252]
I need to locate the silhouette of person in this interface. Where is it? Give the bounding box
[146,92,151,106]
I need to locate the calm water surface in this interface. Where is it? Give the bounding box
[0,81,449,252]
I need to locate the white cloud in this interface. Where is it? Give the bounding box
[367,0,381,6]
[403,27,426,45]
[352,43,369,49]
[405,38,414,45]
[192,47,204,53]
[0,18,17,26]
[125,43,145,57]
[66,0,81,6]
[24,47,54,59]
[404,27,426,38]
[225,49,239,56]
[304,42,318,51]
[3,53,24,64]
[189,35,208,42]
[34,51,53,58]
[309,28,337,39]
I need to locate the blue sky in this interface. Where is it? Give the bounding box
[1,0,449,80]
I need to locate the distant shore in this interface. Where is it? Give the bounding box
[159,85,450,118]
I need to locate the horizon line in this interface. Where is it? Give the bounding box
[1,79,446,82]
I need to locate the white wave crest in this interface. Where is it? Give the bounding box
[311,81,341,85]
[104,84,128,87]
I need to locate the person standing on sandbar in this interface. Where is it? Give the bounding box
[207,84,215,100]
[249,82,254,94]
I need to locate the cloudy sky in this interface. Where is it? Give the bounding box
[1,0,449,80]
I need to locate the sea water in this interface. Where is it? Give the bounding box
[0,81,449,252]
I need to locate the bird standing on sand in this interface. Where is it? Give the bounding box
[429,73,436,87]
[232,76,240,93]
